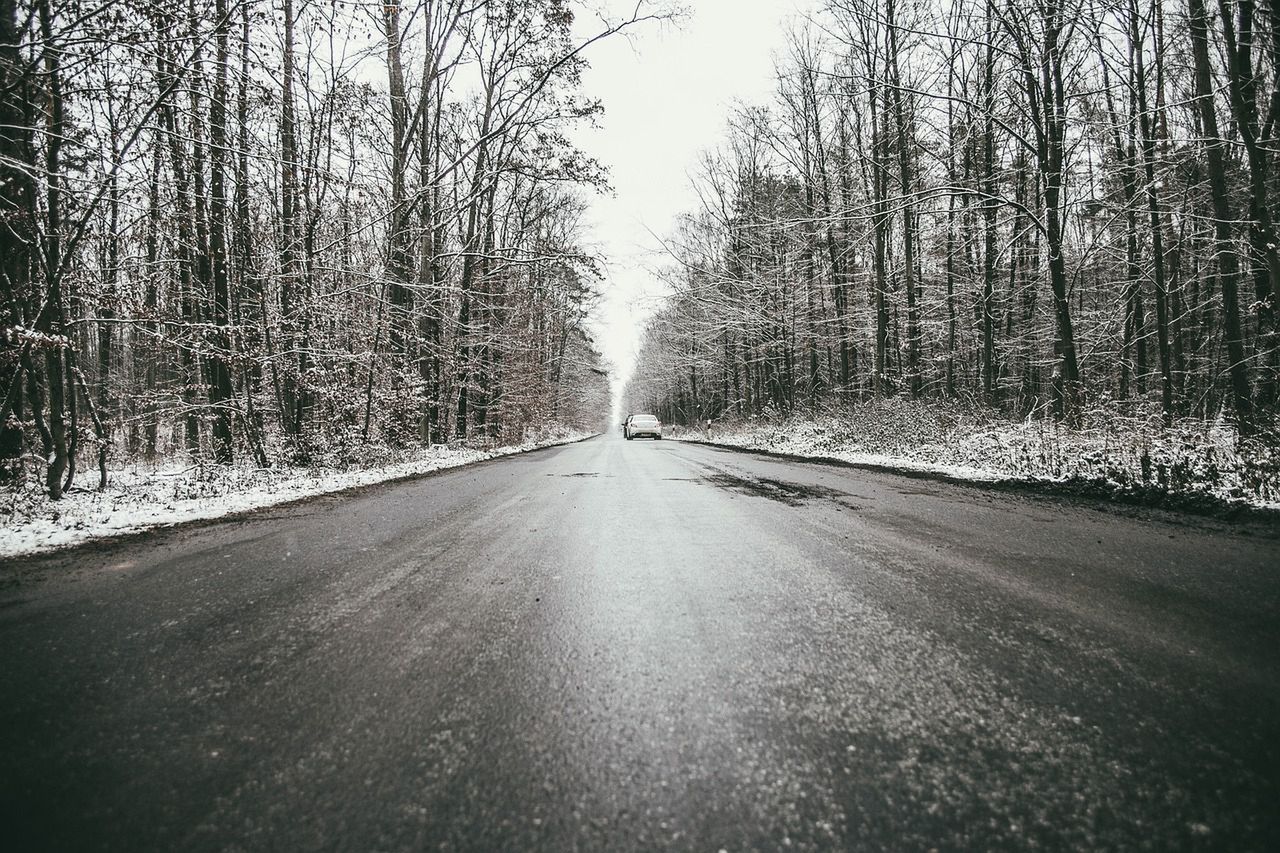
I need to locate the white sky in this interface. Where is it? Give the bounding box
[570,0,821,395]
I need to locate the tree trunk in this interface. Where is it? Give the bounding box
[279,0,303,439]
[887,0,920,397]
[207,0,234,462]
[39,0,69,499]
[0,0,34,483]
[1039,1,1082,416]
[1130,0,1173,419]
[1189,0,1255,431]
[981,13,998,400]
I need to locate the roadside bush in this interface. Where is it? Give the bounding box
[700,399,1280,508]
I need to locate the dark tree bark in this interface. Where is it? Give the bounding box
[870,84,891,395]
[981,12,998,402]
[1189,0,1255,431]
[234,0,268,467]
[0,0,35,483]
[1034,0,1081,413]
[38,0,69,499]
[208,0,234,462]
[155,27,202,455]
[886,0,921,397]
[279,0,304,439]
[1130,0,1174,419]
[1217,0,1279,409]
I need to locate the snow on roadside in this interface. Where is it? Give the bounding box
[0,430,594,559]
[674,422,1006,482]
[672,409,1280,512]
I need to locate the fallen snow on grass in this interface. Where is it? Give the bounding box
[673,400,1280,511]
[675,421,1010,483]
[0,430,594,559]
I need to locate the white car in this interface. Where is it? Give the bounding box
[625,414,663,440]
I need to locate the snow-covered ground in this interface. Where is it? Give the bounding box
[672,401,1280,512]
[1,430,594,559]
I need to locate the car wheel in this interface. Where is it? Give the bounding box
[626,434,632,440]
[655,435,662,440]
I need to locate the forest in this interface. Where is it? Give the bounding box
[623,0,1280,461]
[0,0,643,501]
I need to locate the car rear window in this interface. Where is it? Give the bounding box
[631,416,658,425]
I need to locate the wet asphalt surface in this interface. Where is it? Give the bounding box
[1,434,1279,851]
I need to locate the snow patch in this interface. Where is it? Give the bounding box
[673,402,1280,512]
[1,430,593,559]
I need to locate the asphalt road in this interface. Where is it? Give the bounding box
[2,435,1279,851]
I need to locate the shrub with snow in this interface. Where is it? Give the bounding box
[688,400,1280,510]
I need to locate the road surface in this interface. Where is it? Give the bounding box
[2,435,1278,851]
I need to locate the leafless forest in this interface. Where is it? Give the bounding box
[1,0,655,500]
[4,0,1280,509]
[624,0,1280,457]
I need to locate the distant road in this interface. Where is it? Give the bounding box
[2,435,1278,850]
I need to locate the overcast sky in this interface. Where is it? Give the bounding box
[570,0,821,398]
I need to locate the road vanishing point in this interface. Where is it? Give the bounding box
[2,435,1278,851]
